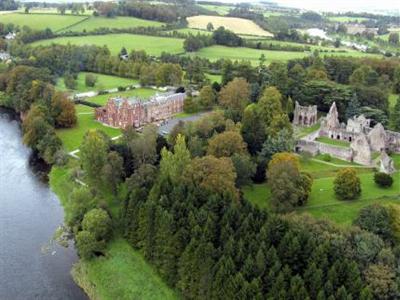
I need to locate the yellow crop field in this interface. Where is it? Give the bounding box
[187,15,273,37]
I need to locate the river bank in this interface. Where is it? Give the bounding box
[0,108,87,300]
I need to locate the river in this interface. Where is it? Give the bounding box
[0,109,87,300]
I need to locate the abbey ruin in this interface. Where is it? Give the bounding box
[295,102,400,173]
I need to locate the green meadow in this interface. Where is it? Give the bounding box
[72,239,178,300]
[56,72,138,93]
[243,155,400,226]
[63,16,164,32]
[86,88,157,106]
[328,16,370,22]
[198,4,233,15]
[0,13,86,31]
[56,113,121,151]
[31,34,185,56]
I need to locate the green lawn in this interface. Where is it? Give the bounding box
[56,113,121,151]
[56,72,138,93]
[198,4,233,15]
[63,16,164,32]
[31,34,185,56]
[243,171,400,226]
[0,13,86,31]
[86,88,157,106]
[316,136,350,148]
[296,123,320,138]
[75,104,94,114]
[205,73,222,83]
[389,94,398,109]
[72,238,178,300]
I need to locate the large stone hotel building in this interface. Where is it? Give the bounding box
[95,92,185,128]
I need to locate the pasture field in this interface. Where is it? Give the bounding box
[56,72,138,93]
[86,88,157,106]
[328,16,370,22]
[243,158,400,226]
[17,8,94,15]
[198,4,233,15]
[56,113,121,151]
[205,73,222,83]
[64,16,164,32]
[31,34,185,56]
[190,45,308,65]
[187,15,273,37]
[0,13,86,31]
[72,239,178,300]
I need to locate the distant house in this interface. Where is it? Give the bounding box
[0,51,11,62]
[95,92,186,128]
[5,32,16,40]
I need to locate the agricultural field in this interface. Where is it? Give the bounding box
[190,45,309,65]
[31,34,185,56]
[72,239,178,300]
[198,4,233,15]
[63,16,164,32]
[328,16,370,23]
[86,88,158,106]
[0,13,86,31]
[17,7,94,15]
[243,155,400,226]
[187,15,274,37]
[56,113,121,151]
[56,72,138,93]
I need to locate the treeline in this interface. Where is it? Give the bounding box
[0,0,18,11]
[0,65,76,164]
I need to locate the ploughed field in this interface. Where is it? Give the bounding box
[31,34,185,56]
[187,15,274,37]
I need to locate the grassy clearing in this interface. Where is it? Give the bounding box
[56,113,121,151]
[0,13,86,31]
[243,171,400,226]
[296,123,320,138]
[75,104,94,114]
[86,88,157,106]
[56,72,138,93]
[316,136,350,148]
[187,15,273,37]
[31,34,185,56]
[64,16,164,32]
[72,238,178,300]
[205,73,222,83]
[389,94,398,109]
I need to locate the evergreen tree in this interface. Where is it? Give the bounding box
[390,96,400,131]
[345,93,361,120]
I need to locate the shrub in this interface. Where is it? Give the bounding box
[117,86,127,91]
[64,73,76,90]
[374,172,393,188]
[321,153,332,162]
[76,230,104,259]
[85,73,97,87]
[334,168,361,200]
[82,208,112,241]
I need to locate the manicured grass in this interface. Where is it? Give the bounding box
[205,73,222,83]
[296,123,320,138]
[64,16,164,32]
[86,88,157,106]
[187,15,273,37]
[316,136,350,148]
[243,171,400,226]
[72,238,178,300]
[0,13,86,31]
[75,104,94,114]
[56,72,138,93]
[56,113,121,151]
[31,34,185,56]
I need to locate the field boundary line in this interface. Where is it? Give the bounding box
[56,16,90,33]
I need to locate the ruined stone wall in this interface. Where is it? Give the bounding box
[296,140,354,161]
